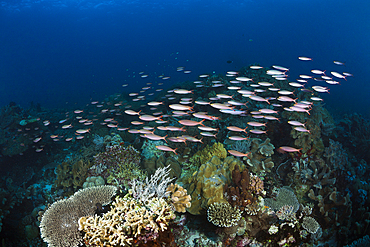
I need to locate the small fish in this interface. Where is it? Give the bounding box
[125,110,141,115]
[312,86,329,93]
[198,126,218,132]
[178,119,204,126]
[156,145,177,154]
[333,61,345,65]
[247,122,266,127]
[331,71,347,80]
[250,65,263,69]
[249,129,267,134]
[289,82,304,88]
[142,134,167,142]
[278,146,301,153]
[311,69,326,75]
[288,121,305,127]
[195,100,210,105]
[200,132,217,138]
[33,137,42,143]
[259,109,278,114]
[298,56,312,61]
[139,115,162,121]
[277,96,296,102]
[294,127,310,133]
[236,77,253,82]
[62,124,73,129]
[76,129,90,134]
[258,82,274,87]
[169,104,193,111]
[248,95,270,104]
[174,89,193,94]
[228,150,250,157]
[227,126,248,133]
[210,103,234,110]
[228,136,249,141]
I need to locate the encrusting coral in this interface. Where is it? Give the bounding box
[188,142,227,167]
[185,155,245,215]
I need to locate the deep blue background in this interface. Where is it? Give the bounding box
[0,0,369,117]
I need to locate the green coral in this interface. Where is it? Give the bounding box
[189,142,227,167]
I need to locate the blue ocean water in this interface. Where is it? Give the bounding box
[1,0,369,117]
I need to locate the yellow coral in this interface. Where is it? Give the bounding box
[78,196,175,246]
[166,183,191,213]
[189,142,227,167]
[185,156,245,215]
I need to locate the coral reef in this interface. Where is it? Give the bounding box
[207,202,241,228]
[185,155,245,215]
[142,153,182,179]
[39,185,117,247]
[246,138,275,175]
[83,175,105,188]
[89,144,144,191]
[264,186,300,213]
[188,142,227,168]
[166,183,192,213]
[53,159,91,196]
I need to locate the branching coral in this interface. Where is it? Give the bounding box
[129,165,174,205]
[79,195,175,246]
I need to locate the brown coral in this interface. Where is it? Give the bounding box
[166,183,191,213]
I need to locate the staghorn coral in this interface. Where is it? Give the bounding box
[40,185,117,247]
[207,202,241,228]
[166,183,191,213]
[79,195,176,246]
[129,165,174,205]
